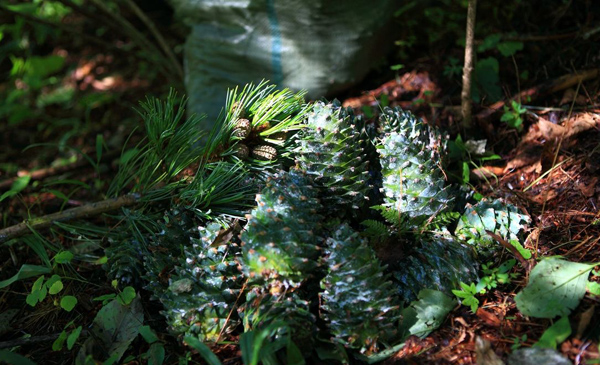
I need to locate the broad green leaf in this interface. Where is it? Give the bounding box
[48,280,64,295]
[515,257,596,318]
[0,350,37,365]
[60,296,78,312]
[399,289,456,339]
[54,251,74,264]
[53,330,68,351]
[0,175,31,202]
[117,286,136,305]
[139,325,159,344]
[587,281,600,296]
[148,343,165,365]
[77,297,143,364]
[184,336,222,365]
[286,342,305,365]
[32,275,45,292]
[26,291,40,307]
[497,41,524,57]
[67,326,82,350]
[477,34,502,52]
[39,285,48,302]
[45,275,61,288]
[533,316,571,349]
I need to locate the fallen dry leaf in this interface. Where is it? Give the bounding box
[476,308,503,328]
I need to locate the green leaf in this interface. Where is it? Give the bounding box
[32,275,45,292]
[399,289,456,339]
[515,257,596,318]
[60,296,78,312]
[497,41,524,57]
[587,281,600,296]
[139,325,159,344]
[67,326,82,350]
[473,57,502,102]
[477,34,502,52]
[48,280,64,295]
[0,175,31,202]
[511,239,532,259]
[0,350,37,365]
[148,343,165,365]
[117,286,136,306]
[184,336,222,365]
[533,316,571,349]
[53,330,68,351]
[77,297,143,364]
[286,341,305,365]
[54,251,74,264]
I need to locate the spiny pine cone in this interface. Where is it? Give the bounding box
[377,107,451,228]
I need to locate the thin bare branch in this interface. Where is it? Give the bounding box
[461,0,477,129]
[0,194,139,244]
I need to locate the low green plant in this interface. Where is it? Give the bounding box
[52,320,83,351]
[501,100,527,131]
[476,259,518,292]
[24,250,78,312]
[452,282,480,313]
[454,259,518,313]
[511,334,527,351]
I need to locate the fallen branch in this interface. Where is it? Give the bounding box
[0,150,120,191]
[476,68,600,120]
[0,194,139,244]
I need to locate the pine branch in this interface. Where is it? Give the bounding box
[0,194,139,244]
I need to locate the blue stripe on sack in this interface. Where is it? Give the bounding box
[266,0,283,85]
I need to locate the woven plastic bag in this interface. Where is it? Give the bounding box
[171,0,397,125]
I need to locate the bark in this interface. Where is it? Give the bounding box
[461,0,478,129]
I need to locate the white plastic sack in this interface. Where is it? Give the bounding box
[171,0,397,125]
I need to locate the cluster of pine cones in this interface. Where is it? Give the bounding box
[136,101,528,359]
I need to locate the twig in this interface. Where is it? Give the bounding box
[486,230,530,270]
[0,194,139,244]
[476,68,600,120]
[0,150,120,191]
[460,0,477,129]
[86,0,173,79]
[122,0,183,79]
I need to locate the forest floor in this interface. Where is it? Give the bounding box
[1,2,600,364]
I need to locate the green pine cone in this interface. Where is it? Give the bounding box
[240,168,323,286]
[377,107,451,227]
[392,233,478,302]
[239,286,316,354]
[455,198,531,257]
[320,224,400,354]
[142,210,198,299]
[159,221,243,342]
[292,101,372,216]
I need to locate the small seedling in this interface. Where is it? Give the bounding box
[500,100,527,131]
[452,282,480,313]
[511,334,527,350]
